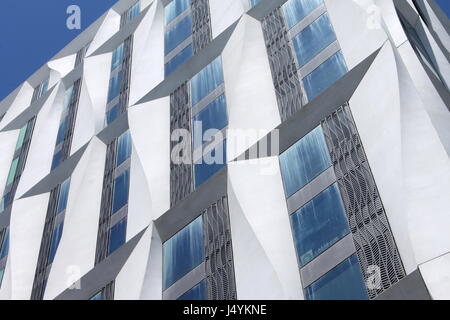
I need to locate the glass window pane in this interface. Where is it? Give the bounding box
[40,79,49,97]
[191,57,224,106]
[111,43,124,70]
[106,103,120,125]
[127,1,140,22]
[163,216,204,289]
[165,44,193,77]
[108,218,127,255]
[282,0,324,29]
[250,0,261,7]
[57,178,71,215]
[48,222,64,265]
[56,116,68,146]
[192,94,228,150]
[292,14,336,67]
[16,124,28,150]
[0,269,4,285]
[0,228,10,259]
[116,131,132,167]
[303,51,347,101]
[89,291,103,300]
[178,280,206,300]
[194,140,227,188]
[63,86,74,110]
[0,193,11,213]
[165,15,192,55]
[279,126,331,197]
[112,169,130,214]
[290,184,350,266]
[165,0,190,25]
[52,151,62,170]
[107,71,122,102]
[305,254,368,300]
[6,158,19,186]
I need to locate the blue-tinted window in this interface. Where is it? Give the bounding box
[279,126,331,197]
[0,228,10,259]
[303,51,347,101]
[192,94,228,150]
[0,193,10,213]
[40,79,49,98]
[16,124,28,150]
[111,43,124,70]
[163,216,204,289]
[112,169,130,214]
[165,44,193,77]
[56,178,71,215]
[127,2,140,22]
[165,15,192,55]
[290,184,350,266]
[48,222,64,265]
[89,291,103,300]
[292,14,337,67]
[0,269,4,285]
[178,280,206,300]
[282,0,324,29]
[63,86,74,110]
[52,150,62,170]
[106,104,120,125]
[6,158,19,186]
[108,218,127,255]
[305,254,368,300]
[107,71,122,102]
[194,140,227,188]
[56,116,68,146]
[116,131,132,167]
[250,0,261,7]
[191,57,224,106]
[165,0,190,25]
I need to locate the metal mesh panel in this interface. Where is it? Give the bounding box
[261,8,303,121]
[190,0,212,53]
[203,196,237,300]
[31,187,60,300]
[61,78,82,162]
[103,281,115,300]
[170,82,193,207]
[119,36,134,115]
[321,105,406,299]
[95,141,117,264]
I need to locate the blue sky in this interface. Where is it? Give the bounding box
[0,0,449,101]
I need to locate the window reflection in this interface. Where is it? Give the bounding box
[282,0,324,29]
[279,126,331,197]
[163,216,204,290]
[305,254,368,300]
[290,184,350,266]
[303,51,347,101]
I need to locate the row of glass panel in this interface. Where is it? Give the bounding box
[282,0,348,101]
[191,57,228,189]
[164,0,193,76]
[108,131,132,256]
[279,126,368,299]
[0,228,9,286]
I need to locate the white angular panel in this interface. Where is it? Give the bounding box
[325,0,388,69]
[227,158,303,300]
[222,14,280,161]
[128,97,171,221]
[8,193,50,299]
[129,0,164,105]
[44,138,106,300]
[420,253,450,300]
[210,0,246,39]
[15,83,63,199]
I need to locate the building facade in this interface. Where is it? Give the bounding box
[0,0,449,300]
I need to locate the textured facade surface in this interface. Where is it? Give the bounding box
[0,0,449,300]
